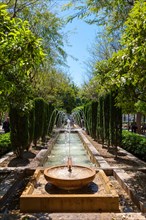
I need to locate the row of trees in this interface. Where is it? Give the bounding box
[1,0,145,159]
[0,2,83,158]
[0,3,45,111]
[69,1,146,158]
[73,92,122,157]
[74,1,146,131]
[0,1,81,116]
[9,98,55,158]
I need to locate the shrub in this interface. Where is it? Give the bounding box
[9,107,29,158]
[26,106,35,151]
[0,133,11,155]
[33,98,45,147]
[122,130,146,161]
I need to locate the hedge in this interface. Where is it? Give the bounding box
[122,130,146,161]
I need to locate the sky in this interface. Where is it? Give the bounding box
[51,1,98,87]
[63,19,98,87]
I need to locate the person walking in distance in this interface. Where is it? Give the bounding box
[3,117,10,133]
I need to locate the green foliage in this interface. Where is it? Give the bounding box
[110,92,122,148]
[9,106,29,158]
[0,3,81,117]
[47,105,55,135]
[62,90,76,114]
[72,106,84,113]
[97,97,104,143]
[113,1,146,102]
[72,106,84,127]
[33,98,45,147]
[109,0,146,106]
[41,101,49,142]
[91,102,98,139]
[0,4,45,110]
[134,101,146,115]
[64,0,133,34]
[32,98,55,145]
[84,102,92,135]
[73,93,122,155]
[4,0,67,66]
[26,106,35,151]
[0,133,11,155]
[34,69,78,113]
[4,98,56,156]
[122,130,146,161]
[103,94,110,146]
[86,1,146,113]
[78,93,122,156]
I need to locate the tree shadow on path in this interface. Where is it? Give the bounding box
[8,151,36,167]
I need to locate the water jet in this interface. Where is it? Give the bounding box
[44,124,96,190]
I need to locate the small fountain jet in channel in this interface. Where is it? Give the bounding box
[67,156,72,172]
[66,118,72,172]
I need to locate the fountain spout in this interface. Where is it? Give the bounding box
[67,157,72,172]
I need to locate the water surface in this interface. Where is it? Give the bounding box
[43,132,94,167]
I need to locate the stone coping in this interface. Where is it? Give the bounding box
[78,130,111,169]
[113,168,146,213]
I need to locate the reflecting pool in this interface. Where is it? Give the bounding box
[43,132,95,167]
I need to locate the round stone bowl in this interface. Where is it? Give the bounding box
[44,165,96,190]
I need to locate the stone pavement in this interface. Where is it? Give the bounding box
[1,212,146,220]
[49,212,146,220]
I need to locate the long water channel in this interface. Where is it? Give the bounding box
[43,131,95,168]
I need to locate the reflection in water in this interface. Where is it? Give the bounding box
[43,132,95,167]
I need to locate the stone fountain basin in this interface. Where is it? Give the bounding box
[20,168,119,212]
[44,165,96,190]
